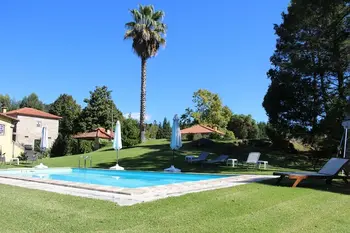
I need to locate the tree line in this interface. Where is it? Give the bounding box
[0,86,177,156]
[179,89,268,140]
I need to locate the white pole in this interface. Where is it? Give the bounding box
[344,127,348,158]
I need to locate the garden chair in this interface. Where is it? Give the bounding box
[202,155,229,165]
[240,152,261,168]
[274,158,349,187]
[188,152,209,163]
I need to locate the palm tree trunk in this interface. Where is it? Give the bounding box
[140,58,147,142]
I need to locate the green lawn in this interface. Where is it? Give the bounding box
[0,180,349,233]
[0,140,349,232]
[1,139,322,174]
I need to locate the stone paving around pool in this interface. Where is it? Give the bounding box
[0,172,276,206]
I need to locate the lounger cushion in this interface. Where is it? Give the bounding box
[318,158,349,175]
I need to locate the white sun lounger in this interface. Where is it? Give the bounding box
[203,155,229,164]
[274,158,350,187]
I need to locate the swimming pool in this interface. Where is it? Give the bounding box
[0,168,231,188]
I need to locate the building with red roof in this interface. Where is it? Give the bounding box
[4,107,61,149]
[73,128,114,150]
[73,128,114,140]
[180,124,225,135]
[6,107,62,120]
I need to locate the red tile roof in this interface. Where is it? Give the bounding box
[0,112,19,122]
[73,128,114,140]
[6,107,62,120]
[180,124,225,135]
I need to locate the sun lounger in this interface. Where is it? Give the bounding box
[274,158,349,187]
[188,152,209,163]
[239,152,262,168]
[203,155,229,164]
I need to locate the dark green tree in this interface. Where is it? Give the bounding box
[162,117,171,139]
[257,122,268,139]
[0,94,19,111]
[20,93,45,110]
[50,134,72,157]
[227,114,258,139]
[121,118,140,147]
[79,86,123,131]
[124,5,167,142]
[146,120,159,139]
[49,94,82,136]
[156,122,164,139]
[263,0,349,147]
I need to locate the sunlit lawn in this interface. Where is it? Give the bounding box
[0,179,349,233]
[0,140,349,232]
[0,139,320,175]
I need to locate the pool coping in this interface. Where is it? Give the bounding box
[0,168,277,206]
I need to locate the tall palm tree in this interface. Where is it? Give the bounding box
[124,5,167,142]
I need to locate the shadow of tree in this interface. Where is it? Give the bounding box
[258,177,350,195]
[125,140,326,170]
[92,141,320,174]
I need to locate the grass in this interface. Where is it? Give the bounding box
[0,139,349,232]
[0,139,324,174]
[0,180,349,233]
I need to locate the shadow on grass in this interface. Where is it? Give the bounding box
[258,177,350,195]
[95,140,327,173]
[93,146,314,174]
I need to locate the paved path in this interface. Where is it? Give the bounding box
[0,174,276,206]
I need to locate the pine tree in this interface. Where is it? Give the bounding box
[79,86,123,131]
[162,117,172,139]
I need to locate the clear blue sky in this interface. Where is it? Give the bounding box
[0,0,290,123]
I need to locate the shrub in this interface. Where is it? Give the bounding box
[18,152,27,161]
[38,150,50,159]
[78,140,94,154]
[186,134,194,141]
[70,139,79,154]
[50,134,72,157]
[209,133,223,140]
[122,118,140,147]
[99,139,111,148]
[193,134,203,141]
[224,130,235,140]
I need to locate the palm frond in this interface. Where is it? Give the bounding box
[152,11,164,21]
[125,4,167,59]
[159,37,166,46]
[141,5,154,17]
[125,21,136,29]
[124,30,134,39]
[130,9,142,22]
[154,22,167,34]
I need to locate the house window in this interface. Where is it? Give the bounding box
[37,121,42,127]
[0,124,5,136]
[25,136,29,138]
[48,137,52,139]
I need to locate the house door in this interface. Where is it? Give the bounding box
[34,139,41,152]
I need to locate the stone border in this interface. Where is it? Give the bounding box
[0,169,276,206]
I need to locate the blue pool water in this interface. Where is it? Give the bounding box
[0,168,231,188]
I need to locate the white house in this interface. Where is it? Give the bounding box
[5,107,61,149]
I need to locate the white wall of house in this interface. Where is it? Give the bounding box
[15,115,59,148]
